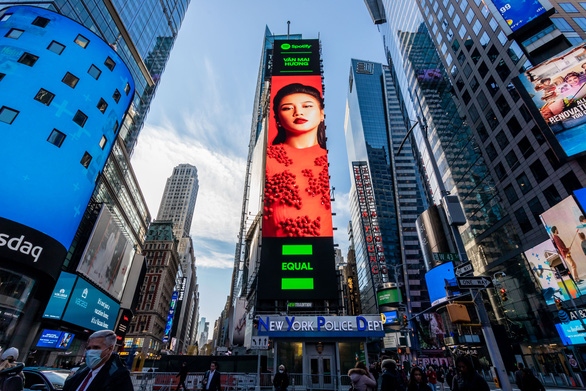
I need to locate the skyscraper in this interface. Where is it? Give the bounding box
[157,164,199,238]
[364,0,586,373]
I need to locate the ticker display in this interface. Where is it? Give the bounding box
[489,0,547,32]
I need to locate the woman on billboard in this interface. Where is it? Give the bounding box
[263,82,333,237]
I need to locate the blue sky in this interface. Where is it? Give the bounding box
[131,1,386,326]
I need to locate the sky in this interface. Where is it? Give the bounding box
[131,1,387,326]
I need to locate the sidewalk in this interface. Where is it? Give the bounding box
[487,380,586,391]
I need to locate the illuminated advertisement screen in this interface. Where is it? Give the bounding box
[381,311,399,325]
[36,329,75,349]
[556,320,586,345]
[257,39,337,302]
[425,262,460,306]
[163,291,178,343]
[520,43,586,157]
[61,277,120,331]
[539,195,586,297]
[0,6,135,256]
[377,287,402,306]
[525,239,580,304]
[489,0,547,32]
[575,188,586,213]
[42,272,77,320]
[77,206,135,300]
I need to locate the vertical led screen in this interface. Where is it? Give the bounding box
[257,39,337,302]
[520,43,586,157]
[539,195,586,295]
[489,0,547,32]
[42,272,77,319]
[77,206,134,300]
[0,6,134,279]
[424,262,460,306]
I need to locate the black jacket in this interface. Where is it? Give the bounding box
[273,371,290,390]
[202,370,222,391]
[63,354,133,391]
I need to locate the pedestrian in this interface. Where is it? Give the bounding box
[521,368,545,391]
[349,361,377,391]
[426,366,437,391]
[202,361,221,391]
[451,356,489,391]
[273,364,290,391]
[380,359,405,391]
[515,363,525,391]
[63,330,133,391]
[176,362,189,391]
[407,367,432,391]
[436,366,445,391]
[0,347,24,391]
[445,368,455,391]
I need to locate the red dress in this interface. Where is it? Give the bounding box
[263,144,333,237]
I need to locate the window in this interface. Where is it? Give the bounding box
[543,184,562,206]
[62,72,79,88]
[495,95,510,116]
[5,28,24,39]
[469,104,480,123]
[73,110,88,127]
[496,59,510,81]
[124,83,131,95]
[88,65,101,80]
[47,40,65,55]
[545,149,562,170]
[516,173,533,194]
[473,20,482,35]
[113,120,119,133]
[478,62,488,78]
[531,125,545,144]
[462,89,471,104]
[466,9,474,23]
[470,76,479,92]
[34,88,55,106]
[487,45,499,62]
[1,13,12,22]
[486,143,498,160]
[104,57,116,71]
[573,17,586,31]
[97,98,108,113]
[561,171,582,194]
[529,160,548,182]
[17,52,38,67]
[486,77,499,95]
[471,48,481,64]
[496,131,509,149]
[477,91,488,108]
[452,39,460,52]
[504,184,519,204]
[560,3,579,12]
[518,136,534,158]
[113,89,121,103]
[477,122,489,142]
[47,129,66,147]
[505,150,519,170]
[74,34,89,48]
[515,207,532,233]
[551,18,574,32]
[480,31,490,46]
[519,105,532,122]
[463,63,472,78]
[486,109,499,129]
[32,16,50,27]
[494,162,506,179]
[507,117,522,136]
[99,135,107,149]
[581,2,586,11]
[80,151,92,168]
[0,106,18,124]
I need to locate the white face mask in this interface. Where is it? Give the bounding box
[279,369,284,373]
[85,349,103,369]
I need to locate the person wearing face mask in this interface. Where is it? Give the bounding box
[273,364,290,391]
[0,347,25,391]
[63,330,133,391]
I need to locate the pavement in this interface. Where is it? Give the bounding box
[486,381,586,391]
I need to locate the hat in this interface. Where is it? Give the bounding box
[382,359,396,369]
[1,347,18,361]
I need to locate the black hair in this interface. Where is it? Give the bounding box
[272,83,326,149]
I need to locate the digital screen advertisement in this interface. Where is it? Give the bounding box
[377,286,402,306]
[489,0,547,32]
[0,6,135,251]
[520,43,586,157]
[575,188,586,213]
[539,195,586,292]
[61,277,120,331]
[425,262,460,306]
[556,319,586,345]
[42,272,77,320]
[36,329,75,349]
[257,39,337,302]
[77,206,135,300]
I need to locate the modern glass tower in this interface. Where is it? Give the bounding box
[364,0,586,374]
[157,164,199,239]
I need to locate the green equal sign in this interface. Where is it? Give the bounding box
[281,244,313,290]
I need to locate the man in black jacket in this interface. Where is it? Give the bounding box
[63,330,133,391]
[202,361,221,391]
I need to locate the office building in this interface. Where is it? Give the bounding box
[157,164,199,239]
[364,0,586,372]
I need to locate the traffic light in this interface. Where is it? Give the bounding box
[401,314,408,327]
[554,297,563,310]
[499,288,508,301]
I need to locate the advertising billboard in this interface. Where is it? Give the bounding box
[425,262,460,306]
[489,0,547,32]
[0,6,135,270]
[163,291,178,343]
[525,239,580,304]
[520,43,586,157]
[61,277,120,331]
[556,320,586,345]
[257,39,337,302]
[77,206,135,300]
[539,195,586,291]
[42,272,77,320]
[36,329,75,349]
[575,188,586,213]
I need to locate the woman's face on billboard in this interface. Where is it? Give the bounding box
[277,93,324,137]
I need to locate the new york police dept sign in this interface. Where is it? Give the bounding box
[257,315,384,338]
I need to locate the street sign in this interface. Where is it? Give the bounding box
[455,262,474,277]
[456,276,493,289]
[251,336,269,350]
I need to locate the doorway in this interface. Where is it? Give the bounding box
[308,354,334,390]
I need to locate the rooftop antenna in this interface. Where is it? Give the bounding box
[287,21,290,39]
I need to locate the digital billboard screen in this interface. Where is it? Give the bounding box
[539,195,586,293]
[77,206,134,300]
[556,320,586,345]
[42,272,77,320]
[61,277,120,331]
[575,188,586,213]
[36,329,75,349]
[489,0,547,32]
[520,43,586,157]
[257,39,337,302]
[425,262,460,306]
